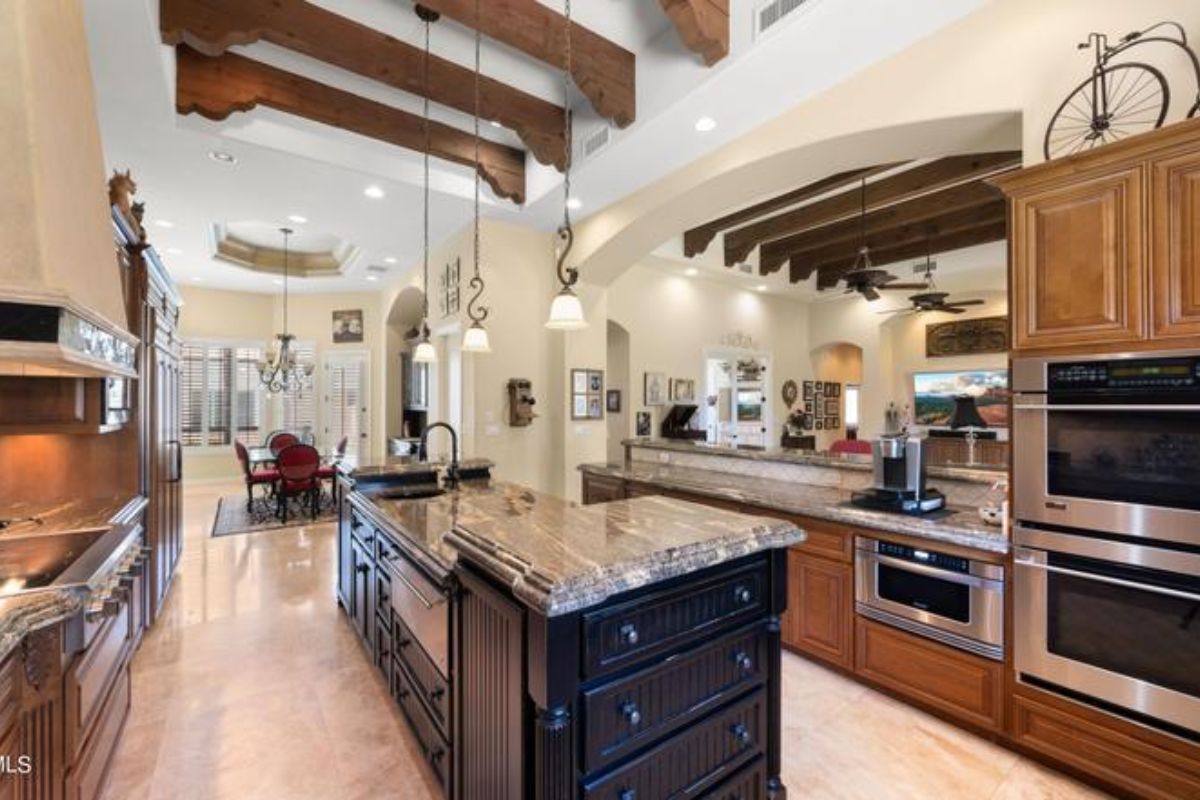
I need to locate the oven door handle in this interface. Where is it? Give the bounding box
[1013,403,1200,412]
[860,551,995,588]
[1014,555,1200,603]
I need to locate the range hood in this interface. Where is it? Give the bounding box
[0,0,137,378]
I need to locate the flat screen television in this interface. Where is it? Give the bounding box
[913,369,1009,427]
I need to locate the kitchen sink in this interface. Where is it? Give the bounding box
[375,485,447,501]
[0,528,110,597]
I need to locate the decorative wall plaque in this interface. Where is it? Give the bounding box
[926,316,1009,357]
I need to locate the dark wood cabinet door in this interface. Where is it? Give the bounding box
[336,494,354,612]
[1151,147,1200,340]
[350,538,374,653]
[1010,165,1145,351]
[784,552,852,669]
[581,474,626,505]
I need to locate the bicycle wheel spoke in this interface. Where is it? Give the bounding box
[1067,97,1093,122]
[1117,92,1164,120]
[1104,67,1133,114]
[1112,80,1160,117]
[1109,69,1150,117]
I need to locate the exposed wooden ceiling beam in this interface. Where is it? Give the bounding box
[413,0,636,127]
[787,201,1007,283]
[722,152,1022,265]
[659,0,729,66]
[760,181,1003,274]
[175,47,527,204]
[681,164,899,258]
[160,0,566,168]
[811,220,1008,288]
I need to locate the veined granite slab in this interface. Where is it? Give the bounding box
[0,495,144,538]
[583,461,1008,555]
[623,438,1005,485]
[354,480,803,617]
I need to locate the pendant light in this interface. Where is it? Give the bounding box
[461,0,491,354]
[545,0,587,330]
[412,5,440,364]
[849,177,873,273]
[258,227,314,393]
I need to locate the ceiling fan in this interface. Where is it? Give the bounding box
[876,250,986,315]
[832,178,927,301]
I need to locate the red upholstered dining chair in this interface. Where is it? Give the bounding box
[830,439,873,455]
[235,441,280,514]
[275,444,321,522]
[269,432,299,456]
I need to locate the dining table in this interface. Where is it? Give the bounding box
[248,446,337,470]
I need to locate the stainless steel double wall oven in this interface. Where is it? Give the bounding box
[1012,351,1200,738]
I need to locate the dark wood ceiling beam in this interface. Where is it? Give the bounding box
[175,47,527,204]
[785,200,1007,283]
[659,0,729,66]
[723,151,1022,265]
[760,181,1003,275]
[413,0,636,127]
[810,220,1008,288]
[682,164,900,258]
[160,0,566,168]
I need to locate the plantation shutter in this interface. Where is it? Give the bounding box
[279,341,317,439]
[325,355,367,460]
[180,343,206,446]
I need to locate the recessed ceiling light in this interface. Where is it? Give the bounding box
[384,256,398,264]
[695,116,717,133]
[154,219,175,229]
[364,185,385,199]
[287,214,308,224]
[208,150,237,164]
[755,284,767,292]
[566,197,583,210]
[365,275,379,282]
[685,268,698,277]
[165,247,183,255]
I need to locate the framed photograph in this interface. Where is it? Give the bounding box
[815,381,824,392]
[572,370,589,394]
[803,381,813,400]
[804,401,813,413]
[636,411,652,437]
[588,397,602,419]
[669,378,696,403]
[589,371,603,393]
[644,372,667,406]
[332,309,364,343]
[606,390,621,413]
[572,395,588,419]
[571,369,604,420]
[815,420,824,431]
[829,416,841,429]
[828,383,841,397]
[824,398,840,416]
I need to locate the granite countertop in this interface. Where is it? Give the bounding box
[353,479,804,616]
[338,456,495,481]
[0,495,146,662]
[623,437,1006,485]
[583,461,1008,554]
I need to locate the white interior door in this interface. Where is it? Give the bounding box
[324,352,370,461]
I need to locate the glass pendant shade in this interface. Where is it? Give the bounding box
[412,337,437,364]
[545,286,587,330]
[461,321,492,353]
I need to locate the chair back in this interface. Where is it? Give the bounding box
[830,438,873,455]
[264,430,286,448]
[335,436,348,459]
[234,440,253,479]
[269,432,300,456]
[277,444,320,482]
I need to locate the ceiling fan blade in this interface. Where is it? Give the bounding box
[948,299,987,306]
[879,282,928,291]
[875,307,911,315]
[941,306,968,314]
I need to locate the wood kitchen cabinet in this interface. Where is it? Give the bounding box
[787,550,853,670]
[995,118,1200,354]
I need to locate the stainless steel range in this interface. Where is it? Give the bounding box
[1012,351,1200,738]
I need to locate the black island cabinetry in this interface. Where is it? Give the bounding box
[335,466,801,800]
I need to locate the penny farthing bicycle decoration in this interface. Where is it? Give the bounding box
[1044,20,1200,160]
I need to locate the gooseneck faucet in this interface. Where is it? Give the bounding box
[419,422,460,488]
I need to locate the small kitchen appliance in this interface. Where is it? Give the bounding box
[851,434,945,514]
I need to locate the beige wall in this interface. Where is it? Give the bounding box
[177,285,386,480]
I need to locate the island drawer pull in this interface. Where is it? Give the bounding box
[619,623,639,646]
[731,723,751,747]
[621,702,641,726]
[733,585,752,604]
[618,790,636,800]
[734,651,753,672]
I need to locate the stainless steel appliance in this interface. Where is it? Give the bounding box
[1014,525,1200,736]
[1012,351,1200,546]
[851,434,945,513]
[855,536,1004,660]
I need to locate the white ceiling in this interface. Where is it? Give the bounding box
[82,0,985,294]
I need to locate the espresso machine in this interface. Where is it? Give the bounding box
[851,434,945,514]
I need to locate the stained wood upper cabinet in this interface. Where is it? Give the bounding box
[995,118,1200,354]
[1151,147,1200,339]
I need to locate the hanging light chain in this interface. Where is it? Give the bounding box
[554,0,578,290]
[466,0,488,325]
[422,13,432,329]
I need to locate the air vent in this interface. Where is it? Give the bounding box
[580,124,611,161]
[366,264,389,275]
[754,0,810,39]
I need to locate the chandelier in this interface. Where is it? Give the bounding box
[258,227,313,393]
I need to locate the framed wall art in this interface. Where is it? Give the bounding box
[332,309,364,343]
[636,411,652,437]
[669,378,696,403]
[571,369,604,420]
[644,372,667,406]
[606,390,621,413]
[926,316,1009,357]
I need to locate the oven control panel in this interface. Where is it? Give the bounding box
[1048,356,1200,391]
[876,541,969,574]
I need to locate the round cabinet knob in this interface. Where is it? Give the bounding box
[733,586,752,604]
[619,623,639,645]
[731,723,751,747]
[734,651,753,672]
[619,790,636,800]
[621,702,642,726]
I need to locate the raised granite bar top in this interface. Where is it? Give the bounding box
[583,461,1007,554]
[624,437,1005,484]
[0,495,144,538]
[338,455,495,481]
[352,479,803,616]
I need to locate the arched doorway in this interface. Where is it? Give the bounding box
[385,286,430,449]
[808,342,864,452]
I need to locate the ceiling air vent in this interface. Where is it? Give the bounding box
[366,264,389,276]
[754,0,810,40]
[580,123,611,161]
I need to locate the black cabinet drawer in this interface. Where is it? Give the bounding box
[582,687,766,800]
[348,508,374,549]
[392,661,452,797]
[375,569,392,626]
[394,615,451,735]
[582,623,768,773]
[583,560,767,677]
[699,755,767,800]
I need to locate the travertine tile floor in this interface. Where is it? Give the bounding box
[103,480,1109,800]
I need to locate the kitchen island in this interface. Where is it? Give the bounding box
[336,466,804,799]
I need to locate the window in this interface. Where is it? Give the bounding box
[277,341,317,441]
[325,353,369,460]
[181,341,264,448]
[845,384,861,431]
